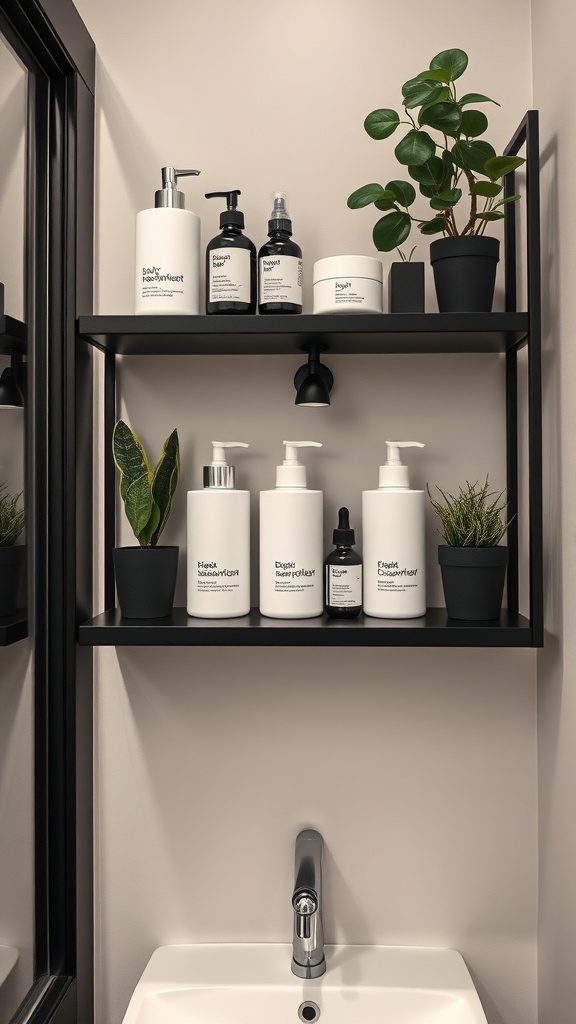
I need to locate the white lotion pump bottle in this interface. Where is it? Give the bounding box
[259,441,323,619]
[187,442,250,618]
[362,441,426,619]
[135,166,201,315]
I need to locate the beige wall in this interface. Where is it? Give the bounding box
[531,0,576,1020]
[73,3,538,1023]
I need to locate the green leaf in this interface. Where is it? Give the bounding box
[385,179,416,207]
[470,181,502,198]
[415,68,454,84]
[429,188,462,210]
[460,109,488,138]
[492,193,521,209]
[408,155,445,186]
[150,428,180,546]
[402,78,448,109]
[430,48,468,81]
[395,130,436,166]
[477,211,505,221]
[484,155,526,181]
[459,92,500,107]
[452,139,496,174]
[372,211,411,251]
[347,183,387,209]
[364,108,401,140]
[374,192,399,211]
[123,473,156,543]
[419,101,461,135]
[419,183,435,199]
[418,216,448,235]
[112,420,151,504]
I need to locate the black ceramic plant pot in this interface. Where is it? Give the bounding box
[0,545,26,616]
[388,262,425,313]
[438,545,508,621]
[113,545,178,619]
[430,235,500,312]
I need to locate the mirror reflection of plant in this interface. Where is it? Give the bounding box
[427,477,513,547]
[112,420,179,548]
[347,47,526,252]
[0,484,25,546]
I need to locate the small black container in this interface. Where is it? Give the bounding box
[0,545,26,617]
[113,545,178,619]
[205,190,256,314]
[438,544,508,620]
[388,261,425,313]
[258,192,302,315]
[324,508,362,618]
[430,235,500,312]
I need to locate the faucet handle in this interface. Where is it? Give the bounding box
[293,890,318,940]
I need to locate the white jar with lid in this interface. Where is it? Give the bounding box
[313,255,383,314]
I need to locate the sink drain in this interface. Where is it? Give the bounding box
[298,1001,320,1022]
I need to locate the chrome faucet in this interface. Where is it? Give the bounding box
[291,828,326,978]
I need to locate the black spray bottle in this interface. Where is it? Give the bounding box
[205,190,256,314]
[258,191,303,314]
[324,507,363,618]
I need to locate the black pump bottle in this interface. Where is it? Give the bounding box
[205,190,256,314]
[324,507,363,618]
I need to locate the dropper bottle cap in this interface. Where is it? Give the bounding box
[205,189,245,228]
[333,507,355,545]
[268,191,292,234]
[378,441,425,488]
[203,441,249,489]
[155,167,201,209]
[276,440,322,487]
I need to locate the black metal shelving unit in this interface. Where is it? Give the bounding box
[0,315,27,645]
[77,111,542,650]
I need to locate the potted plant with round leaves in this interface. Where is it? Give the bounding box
[348,47,525,312]
[0,484,25,617]
[112,420,180,618]
[428,477,514,620]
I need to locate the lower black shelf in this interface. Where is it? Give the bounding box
[78,607,536,648]
[0,609,28,646]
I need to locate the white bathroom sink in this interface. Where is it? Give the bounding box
[121,943,488,1024]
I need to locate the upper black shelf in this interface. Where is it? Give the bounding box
[0,610,28,646]
[77,312,529,356]
[0,315,27,355]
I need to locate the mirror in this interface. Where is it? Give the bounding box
[0,2,95,1023]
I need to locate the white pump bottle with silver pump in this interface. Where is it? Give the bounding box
[362,441,426,618]
[259,441,323,619]
[135,166,201,315]
[187,442,250,618]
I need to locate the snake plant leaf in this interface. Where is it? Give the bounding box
[123,473,156,543]
[460,109,488,138]
[112,420,151,503]
[364,109,401,140]
[150,429,180,547]
[459,93,500,107]
[347,183,388,208]
[385,180,417,207]
[373,210,411,251]
[418,101,462,136]
[429,48,469,82]
[395,130,436,166]
[483,155,526,181]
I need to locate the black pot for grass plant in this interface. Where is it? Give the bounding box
[0,485,25,617]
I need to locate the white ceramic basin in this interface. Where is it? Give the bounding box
[121,943,488,1024]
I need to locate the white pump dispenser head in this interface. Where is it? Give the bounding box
[203,441,249,488]
[276,440,322,487]
[378,441,425,488]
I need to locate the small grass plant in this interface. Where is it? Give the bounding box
[427,477,513,547]
[0,484,25,546]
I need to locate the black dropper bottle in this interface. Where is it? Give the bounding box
[324,507,363,618]
[258,191,303,315]
[205,189,256,314]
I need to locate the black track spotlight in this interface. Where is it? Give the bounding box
[294,343,334,408]
[0,365,24,409]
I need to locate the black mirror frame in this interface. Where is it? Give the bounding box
[0,2,95,1023]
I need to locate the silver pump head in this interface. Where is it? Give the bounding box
[155,167,201,209]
